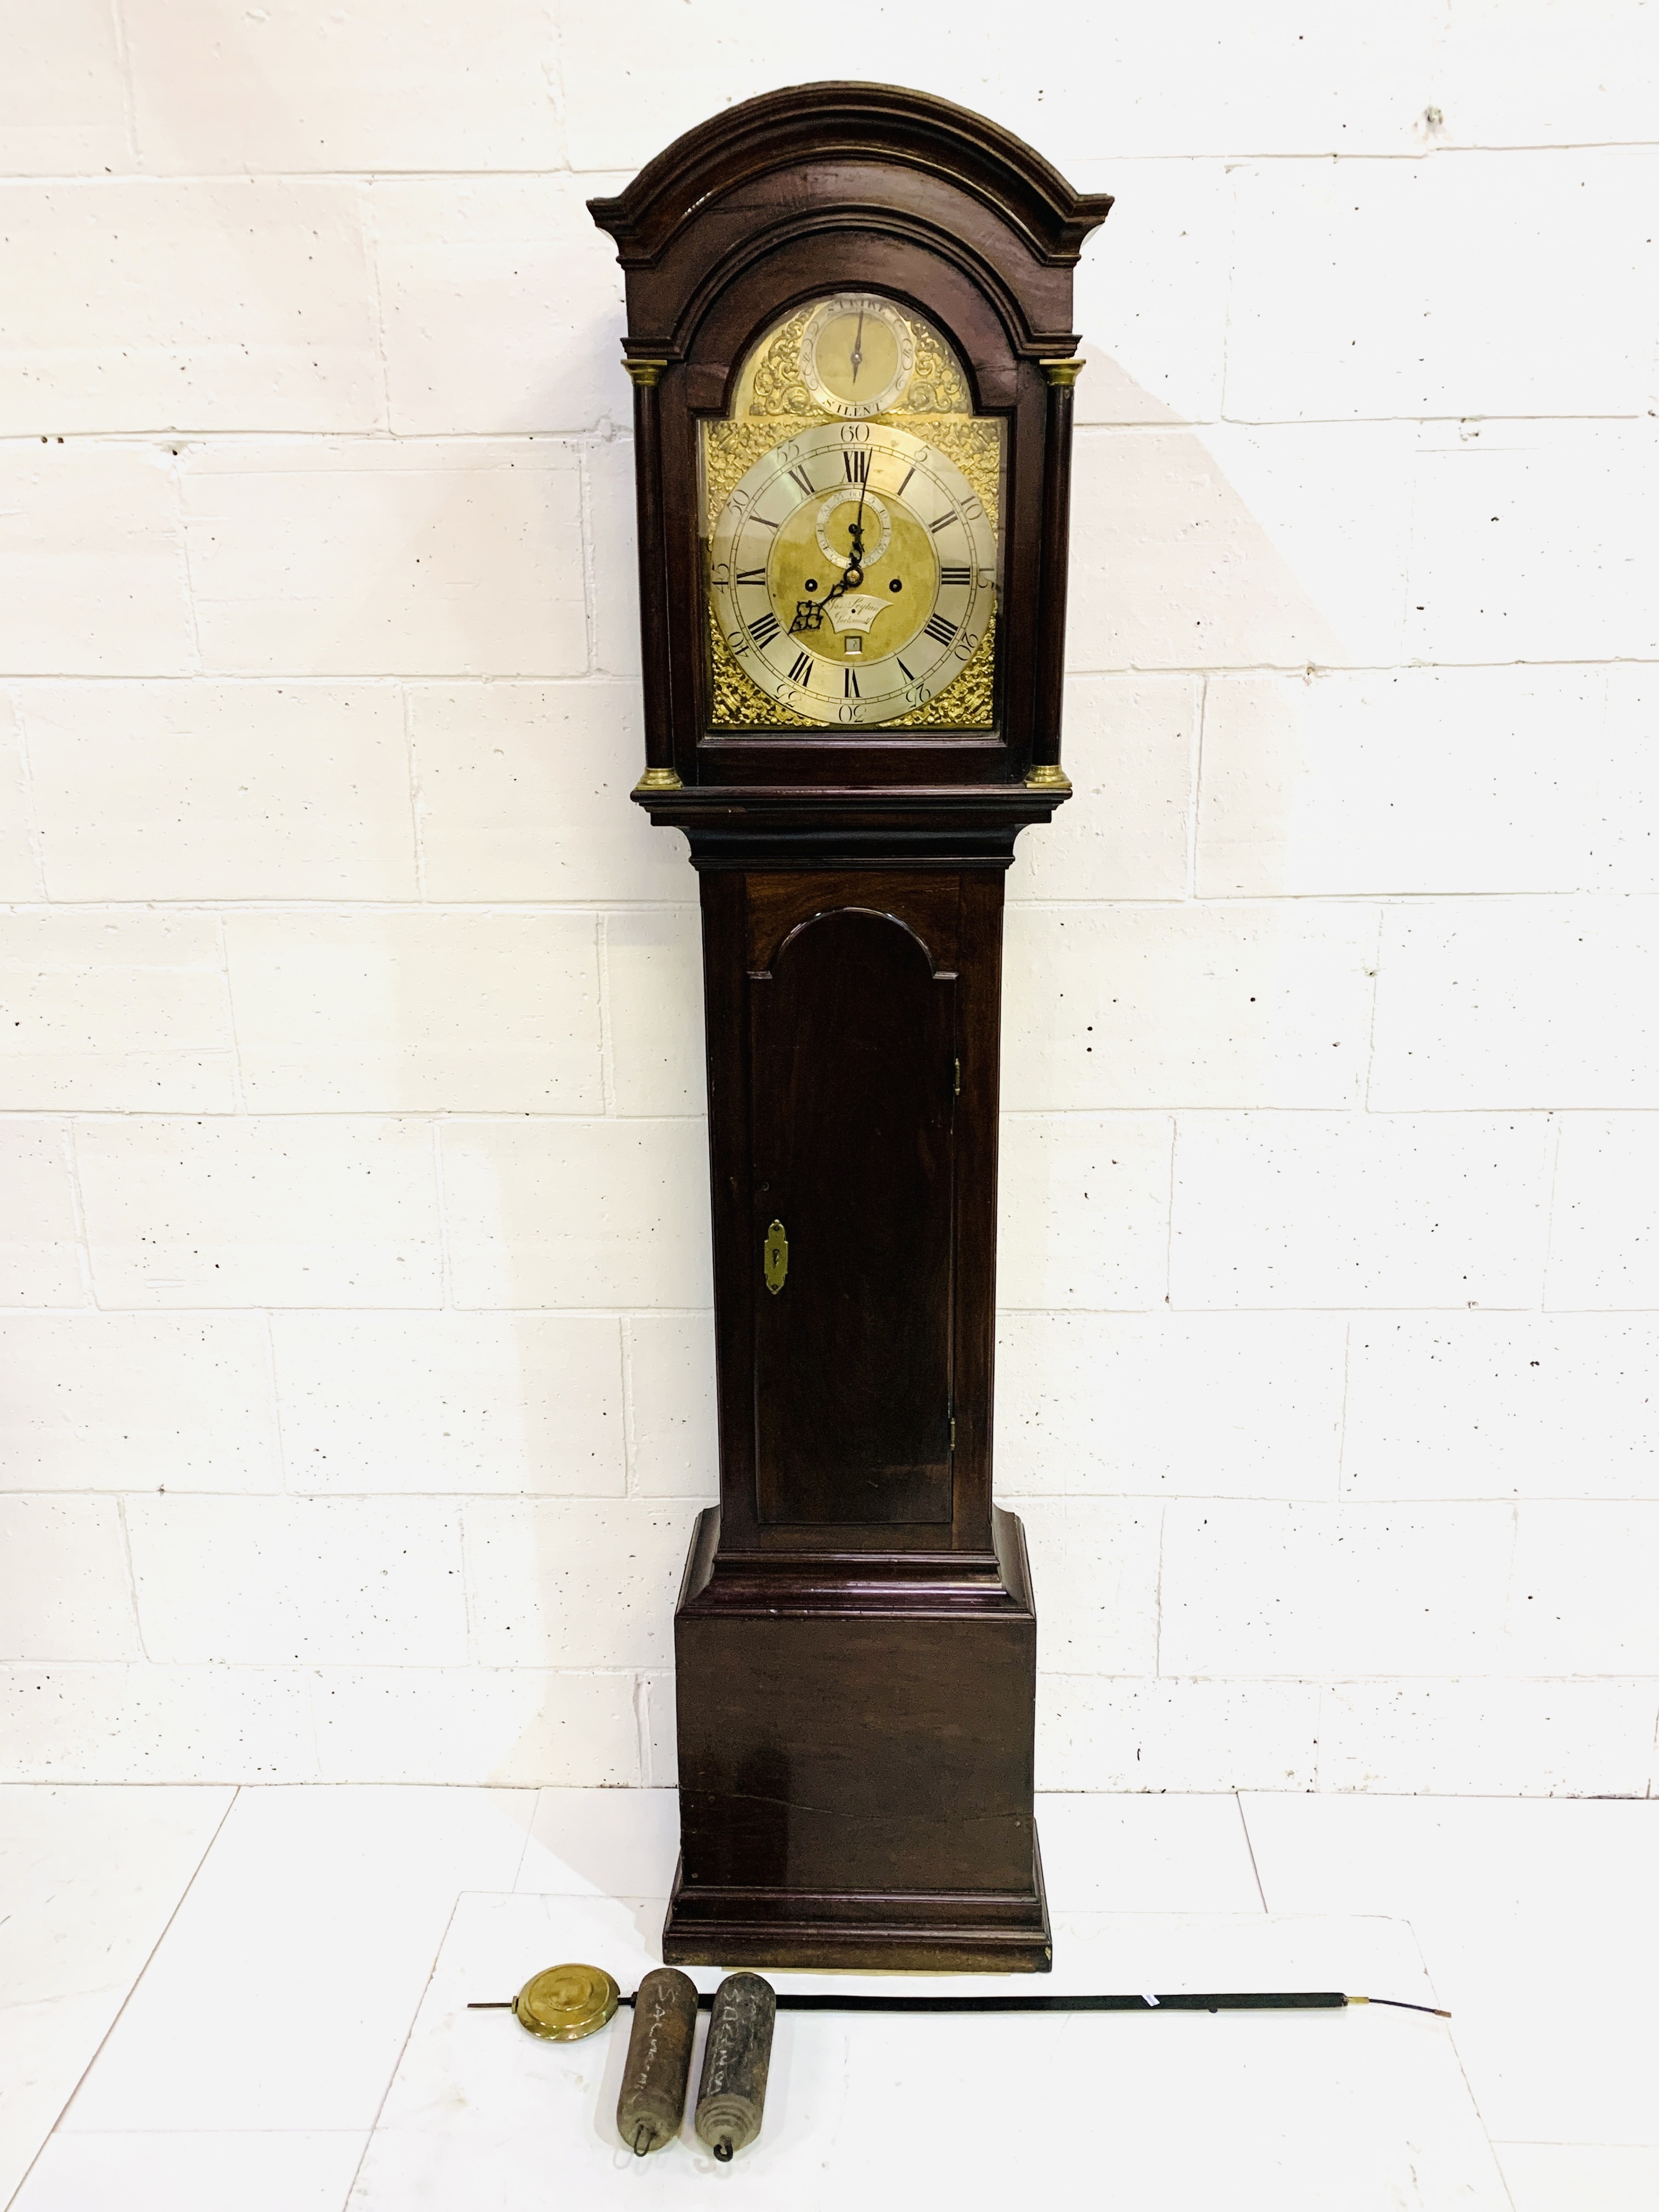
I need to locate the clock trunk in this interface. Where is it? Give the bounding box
[752,905,956,1528]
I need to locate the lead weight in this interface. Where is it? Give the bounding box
[616,1967,699,2157]
[693,1972,776,2162]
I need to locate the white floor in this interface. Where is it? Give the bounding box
[1,1787,1654,2210]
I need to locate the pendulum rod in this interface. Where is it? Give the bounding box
[470,1988,1449,2019]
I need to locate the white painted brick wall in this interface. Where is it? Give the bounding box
[2,1,1656,1794]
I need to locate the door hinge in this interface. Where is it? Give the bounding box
[953,1056,961,1097]
[949,1415,956,1452]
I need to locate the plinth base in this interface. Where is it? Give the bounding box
[665,1505,1051,1973]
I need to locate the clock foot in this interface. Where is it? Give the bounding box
[661,1839,1052,1974]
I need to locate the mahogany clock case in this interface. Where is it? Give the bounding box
[589,87,1109,1973]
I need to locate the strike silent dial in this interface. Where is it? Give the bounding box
[799,294,916,419]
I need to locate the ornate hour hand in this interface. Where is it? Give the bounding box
[791,514,868,634]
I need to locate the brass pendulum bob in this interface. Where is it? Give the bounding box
[693,1972,776,2163]
[509,1962,619,2041]
[616,1967,699,2156]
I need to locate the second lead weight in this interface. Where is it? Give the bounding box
[694,1972,776,2162]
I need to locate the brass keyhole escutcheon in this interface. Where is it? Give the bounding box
[763,1220,789,1295]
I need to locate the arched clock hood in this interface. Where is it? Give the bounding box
[590,81,1110,842]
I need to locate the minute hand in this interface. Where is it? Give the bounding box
[789,517,868,634]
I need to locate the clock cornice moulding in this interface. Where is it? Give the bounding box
[587,80,1114,275]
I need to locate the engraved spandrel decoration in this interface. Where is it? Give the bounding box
[706,602,996,733]
[705,295,994,732]
[738,310,970,423]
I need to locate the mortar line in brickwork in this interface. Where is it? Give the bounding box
[263,1309,294,1496]
[21,1299,1618,1321]
[1010,891,1659,917]
[6,659,1654,683]
[1312,1682,1325,1791]
[558,144,1659,165]
[1073,413,1655,436]
[1213,409,1656,429]
[1334,1317,1353,1503]
[577,445,601,679]
[14,410,1657,453]
[1062,657,1659,674]
[0,1302,713,1319]
[1400,397,1425,664]
[216,912,249,1114]
[167,442,205,678]
[104,0,139,171]
[432,1119,455,1311]
[545,0,574,171]
[16,145,1659,182]
[1011,891,1659,909]
[0,900,695,916]
[32,1108,710,1124]
[7,681,50,903]
[403,686,427,901]
[0,430,630,450]
[8,1109,1622,1138]
[1217,162,1241,420]
[0,1483,675,1503]
[457,1504,478,1667]
[617,1315,640,1499]
[0,660,1648,677]
[631,1674,652,1787]
[7,893,1649,919]
[997,1105,1615,1121]
[1161,1114,1178,1311]
[1360,906,1386,1113]
[1185,675,1207,900]
[300,1672,325,1785]
[996,1305,1566,1322]
[0,673,634,688]
[363,174,395,437]
[57,1119,97,1309]
[596,915,618,1116]
[1540,1113,1565,1311]
[114,1494,151,1662]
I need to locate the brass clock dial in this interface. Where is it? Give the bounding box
[709,421,996,729]
[798,294,916,419]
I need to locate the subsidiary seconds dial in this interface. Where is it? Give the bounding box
[708,422,996,729]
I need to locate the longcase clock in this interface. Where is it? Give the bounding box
[590,83,1110,1972]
